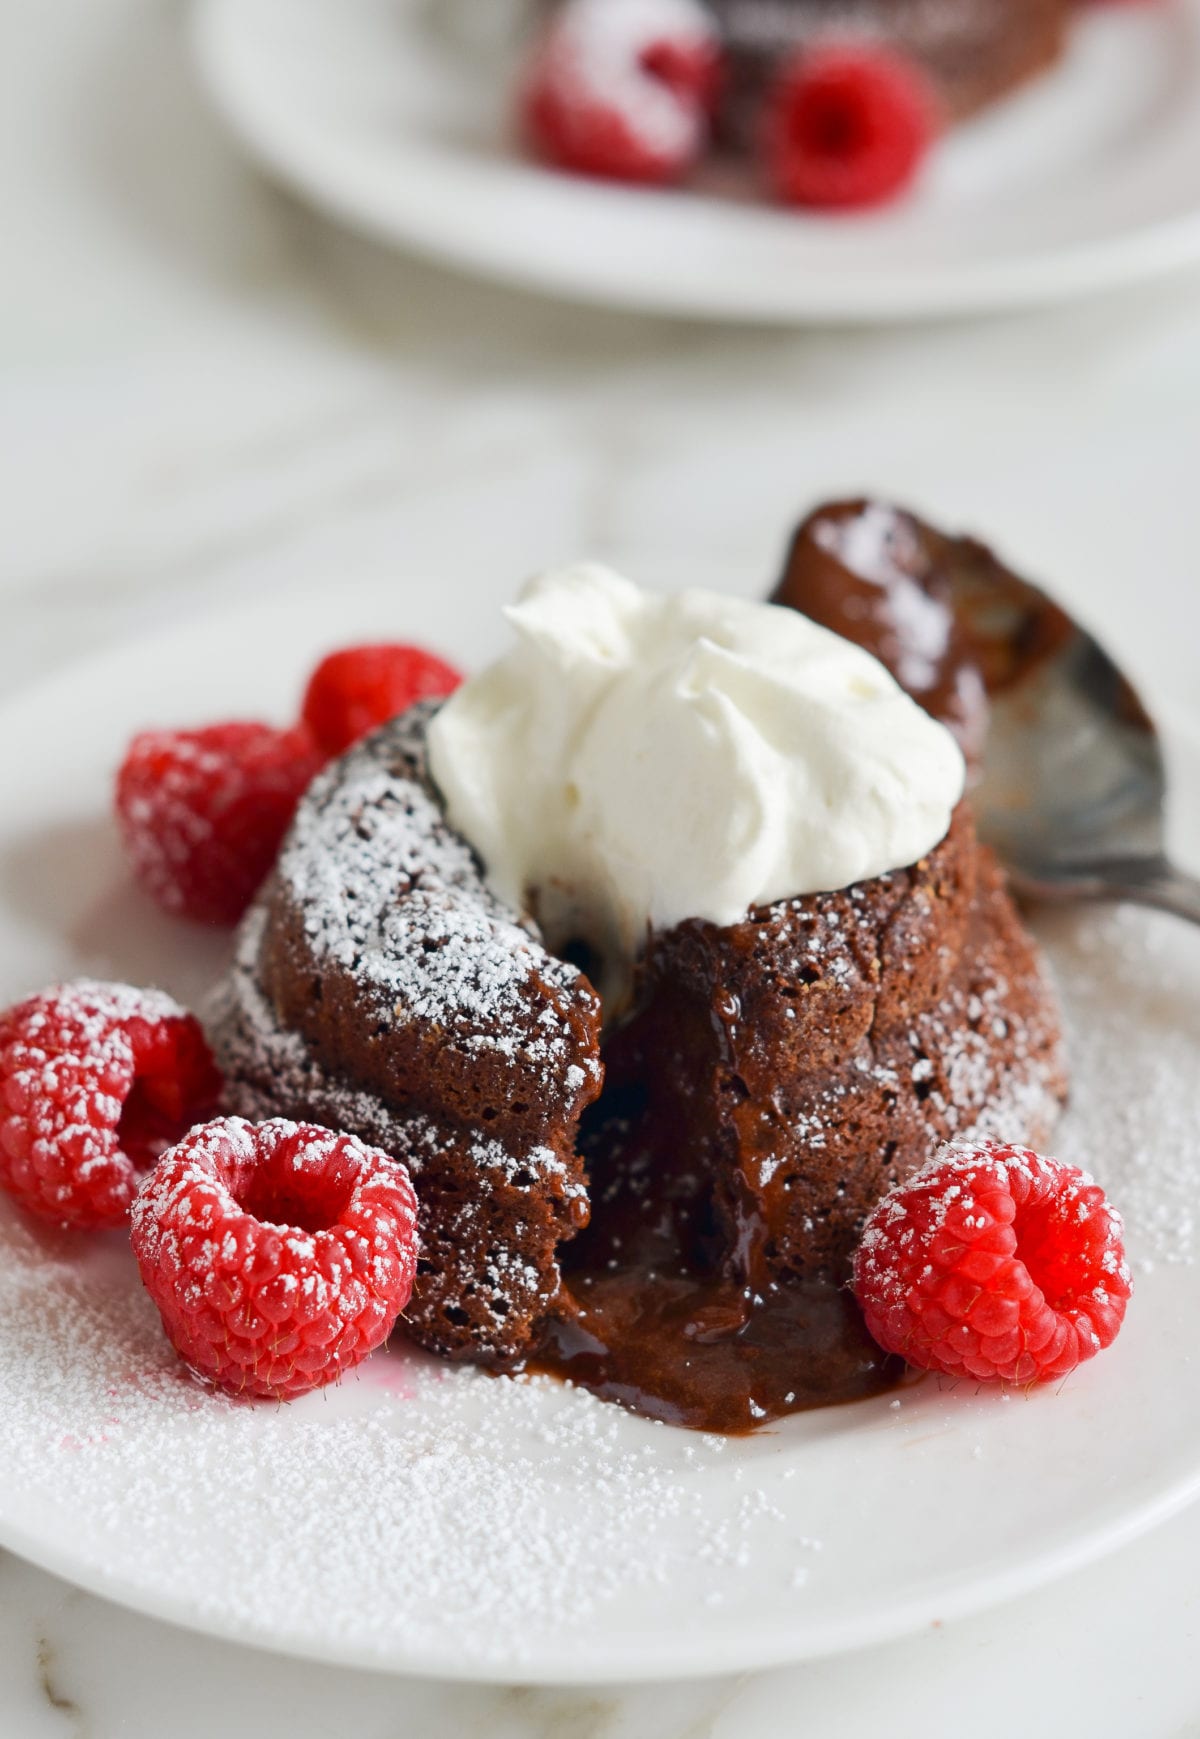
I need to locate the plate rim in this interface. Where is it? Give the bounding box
[1,1458,1198,1683]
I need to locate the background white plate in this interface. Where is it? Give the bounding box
[0,579,1198,1684]
[191,0,1200,323]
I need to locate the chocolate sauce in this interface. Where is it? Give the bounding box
[532,1032,901,1434]
[540,1260,898,1435]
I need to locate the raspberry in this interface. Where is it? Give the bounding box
[521,0,721,186]
[853,1139,1132,1385]
[301,643,462,758]
[131,1118,420,1401]
[0,981,221,1229]
[764,43,937,210]
[115,722,324,926]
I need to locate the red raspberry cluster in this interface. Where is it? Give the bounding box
[115,640,460,928]
[13,636,468,1404]
[0,978,421,1401]
[520,0,938,207]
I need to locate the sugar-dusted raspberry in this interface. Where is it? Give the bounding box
[115,721,325,926]
[853,1138,1131,1384]
[301,643,462,758]
[764,43,937,210]
[0,981,222,1229]
[131,1118,420,1400]
[521,0,721,186]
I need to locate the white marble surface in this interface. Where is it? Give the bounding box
[4,0,1200,1732]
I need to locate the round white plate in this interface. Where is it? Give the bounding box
[191,0,1200,323]
[0,579,1199,1685]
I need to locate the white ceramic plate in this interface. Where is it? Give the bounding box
[0,578,1199,1685]
[190,0,1200,323]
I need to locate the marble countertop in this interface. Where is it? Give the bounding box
[4,1,1200,1732]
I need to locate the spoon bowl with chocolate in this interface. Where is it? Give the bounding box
[776,499,1200,929]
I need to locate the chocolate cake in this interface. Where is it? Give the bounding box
[213,545,1068,1428]
[593,806,1062,1287]
[712,0,1071,152]
[212,705,604,1365]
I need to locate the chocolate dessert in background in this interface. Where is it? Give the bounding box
[520,0,1146,212]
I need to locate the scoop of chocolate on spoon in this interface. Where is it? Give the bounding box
[773,499,1200,928]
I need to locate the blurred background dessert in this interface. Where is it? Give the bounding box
[517,0,1155,207]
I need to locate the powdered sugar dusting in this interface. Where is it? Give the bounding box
[0,1211,749,1669]
[18,978,188,1027]
[1042,903,1200,1272]
[212,907,585,1203]
[273,705,599,1090]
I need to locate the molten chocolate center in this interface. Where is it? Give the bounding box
[530,499,1066,1433]
[533,1072,901,1432]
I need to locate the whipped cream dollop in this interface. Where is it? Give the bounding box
[427,566,966,978]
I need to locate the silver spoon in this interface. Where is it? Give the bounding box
[950,562,1200,927]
